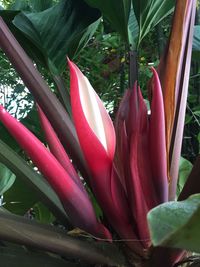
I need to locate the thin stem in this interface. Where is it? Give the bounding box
[129,50,138,89]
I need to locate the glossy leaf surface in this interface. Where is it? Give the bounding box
[85,0,131,42]
[9,0,101,73]
[148,194,200,253]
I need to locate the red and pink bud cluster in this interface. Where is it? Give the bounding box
[0,61,168,256]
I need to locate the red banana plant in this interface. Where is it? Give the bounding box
[0,0,197,266]
[0,61,167,257]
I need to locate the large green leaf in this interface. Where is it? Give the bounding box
[132,0,175,45]
[0,163,15,195]
[84,0,131,42]
[12,0,101,74]
[0,10,46,65]
[0,210,126,266]
[148,194,200,253]
[28,0,54,12]
[0,139,69,225]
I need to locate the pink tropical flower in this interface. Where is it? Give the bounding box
[0,60,168,256]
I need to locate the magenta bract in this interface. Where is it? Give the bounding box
[0,105,111,240]
[0,59,169,256]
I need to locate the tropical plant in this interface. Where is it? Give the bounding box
[0,0,199,267]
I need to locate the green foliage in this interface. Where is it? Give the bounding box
[132,0,175,45]
[3,176,38,214]
[10,0,100,74]
[193,25,200,53]
[148,194,200,253]
[85,0,131,43]
[176,157,193,197]
[0,162,15,195]
[0,0,101,75]
[33,202,55,223]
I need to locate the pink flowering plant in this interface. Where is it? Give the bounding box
[0,0,199,267]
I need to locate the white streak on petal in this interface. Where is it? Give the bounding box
[77,70,107,152]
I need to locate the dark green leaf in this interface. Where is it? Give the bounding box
[0,163,15,195]
[132,0,175,45]
[0,10,46,65]
[85,0,131,42]
[148,194,200,253]
[13,0,101,73]
[34,202,55,223]
[3,177,38,215]
[29,0,54,12]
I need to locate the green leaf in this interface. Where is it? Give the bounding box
[176,157,193,197]
[128,8,139,49]
[29,0,54,12]
[0,163,15,195]
[69,18,101,59]
[193,26,200,60]
[34,202,55,223]
[0,10,46,66]
[0,210,126,266]
[0,139,69,224]
[193,25,200,51]
[148,194,200,253]
[3,177,38,215]
[132,0,175,45]
[85,0,131,43]
[12,0,101,73]
[9,0,30,11]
